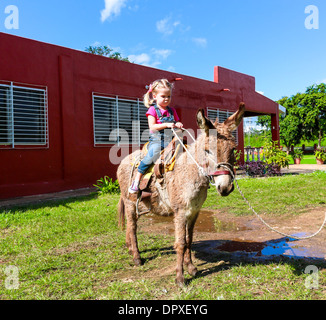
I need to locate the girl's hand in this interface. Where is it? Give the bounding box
[166,123,176,129]
[175,122,184,129]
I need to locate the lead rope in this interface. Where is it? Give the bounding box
[171,128,208,177]
[233,177,326,240]
[172,128,326,240]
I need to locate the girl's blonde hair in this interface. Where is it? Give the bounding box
[143,79,174,108]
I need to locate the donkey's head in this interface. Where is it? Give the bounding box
[196,103,245,197]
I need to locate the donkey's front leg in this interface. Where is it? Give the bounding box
[174,212,187,286]
[125,202,142,266]
[185,212,199,277]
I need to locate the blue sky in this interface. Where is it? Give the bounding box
[1,0,326,101]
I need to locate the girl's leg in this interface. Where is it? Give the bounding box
[137,140,161,174]
[129,139,161,193]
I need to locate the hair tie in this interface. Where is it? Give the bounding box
[147,84,153,93]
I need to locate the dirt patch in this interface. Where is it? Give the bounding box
[138,207,326,263]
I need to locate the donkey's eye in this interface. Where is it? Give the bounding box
[205,150,213,155]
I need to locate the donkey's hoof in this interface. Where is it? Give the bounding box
[133,258,142,266]
[175,276,185,288]
[188,265,198,277]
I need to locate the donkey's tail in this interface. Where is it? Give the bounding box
[118,196,126,230]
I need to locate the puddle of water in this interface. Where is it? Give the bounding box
[145,210,249,233]
[217,233,326,260]
[145,211,326,260]
[198,210,245,233]
[261,234,325,259]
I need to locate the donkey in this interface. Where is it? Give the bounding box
[117,103,245,286]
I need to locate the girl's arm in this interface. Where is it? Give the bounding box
[148,115,176,132]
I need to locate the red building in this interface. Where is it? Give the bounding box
[0,33,280,200]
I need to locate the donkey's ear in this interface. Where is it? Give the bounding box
[196,109,215,135]
[213,117,220,127]
[223,103,246,132]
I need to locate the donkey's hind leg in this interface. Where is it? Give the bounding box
[125,201,142,266]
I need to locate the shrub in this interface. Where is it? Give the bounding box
[262,140,290,169]
[239,161,282,177]
[234,150,242,169]
[94,176,120,195]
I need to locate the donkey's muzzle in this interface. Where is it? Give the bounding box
[217,183,235,197]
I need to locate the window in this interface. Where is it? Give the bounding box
[92,96,117,145]
[207,108,239,144]
[92,93,149,146]
[0,82,48,148]
[0,85,10,145]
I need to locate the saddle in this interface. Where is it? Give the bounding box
[132,132,187,197]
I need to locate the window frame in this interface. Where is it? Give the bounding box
[0,81,48,149]
[92,93,149,147]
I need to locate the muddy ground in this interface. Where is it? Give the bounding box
[138,207,326,268]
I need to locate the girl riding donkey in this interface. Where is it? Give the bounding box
[128,78,183,193]
[118,99,245,286]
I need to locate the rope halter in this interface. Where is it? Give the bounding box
[171,128,234,185]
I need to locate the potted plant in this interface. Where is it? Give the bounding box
[315,148,326,165]
[262,140,290,172]
[291,149,304,165]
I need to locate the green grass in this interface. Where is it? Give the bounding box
[0,194,124,299]
[0,194,175,300]
[288,155,317,165]
[246,154,318,164]
[205,171,326,216]
[0,171,326,300]
[175,262,326,300]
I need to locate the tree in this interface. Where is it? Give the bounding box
[278,94,304,153]
[85,45,130,62]
[257,95,303,153]
[257,114,271,132]
[258,83,326,150]
[298,83,326,148]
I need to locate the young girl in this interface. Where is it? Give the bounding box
[129,79,183,194]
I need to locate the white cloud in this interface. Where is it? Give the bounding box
[128,53,151,66]
[256,91,265,95]
[91,41,101,47]
[156,16,181,36]
[101,0,128,22]
[192,37,207,48]
[128,48,173,68]
[151,49,172,60]
[128,4,139,12]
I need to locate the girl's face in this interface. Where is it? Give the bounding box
[153,88,171,108]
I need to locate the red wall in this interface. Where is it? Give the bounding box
[0,33,279,199]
